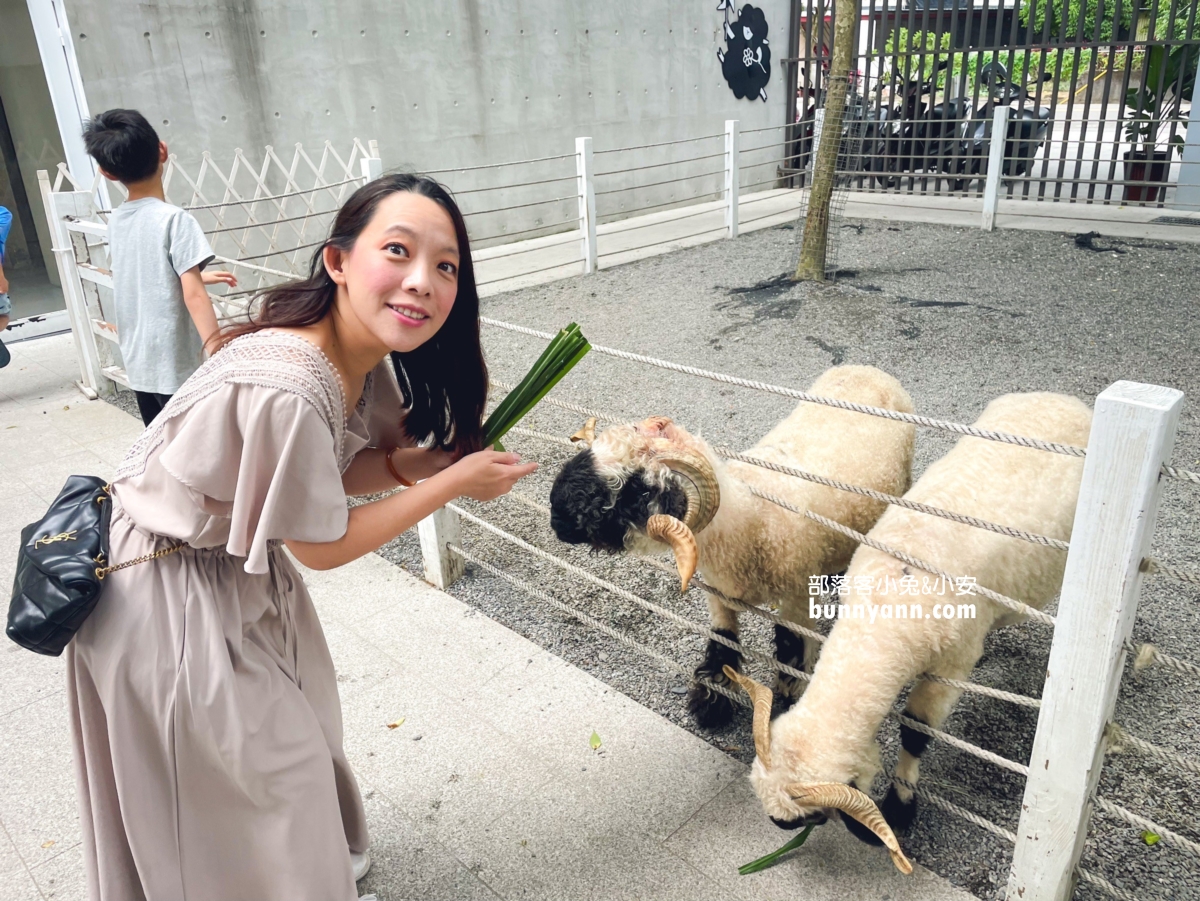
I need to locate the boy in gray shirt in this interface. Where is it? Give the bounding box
[83,109,237,425]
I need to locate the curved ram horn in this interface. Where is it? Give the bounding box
[640,416,674,432]
[723,665,773,765]
[785,782,914,875]
[570,417,598,446]
[651,448,720,533]
[646,514,698,592]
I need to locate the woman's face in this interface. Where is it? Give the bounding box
[330,191,462,354]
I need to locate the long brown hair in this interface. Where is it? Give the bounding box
[216,173,487,453]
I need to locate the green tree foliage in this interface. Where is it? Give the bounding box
[883,27,1094,98]
[1019,0,1191,43]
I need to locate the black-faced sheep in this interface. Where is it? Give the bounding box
[726,391,1091,871]
[549,365,916,728]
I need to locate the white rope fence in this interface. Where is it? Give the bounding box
[1162,465,1200,485]
[500,486,1042,710]
[448,503,809,686]
[1105,723,1200,778]
[896,715,1029,777]
[492,382,1073,553]
[1092,797,1200,859]
[1128,640,1200,678]
[450,498,1039,779]
[716,448,1071,552]
[448,543,748,708]
[1141,557,1200,586]
[758,494,1056,626]
[486,322,1200,489]
[1075,867,1143,901]
[482,317,1089,456]
[892,777,1017,843]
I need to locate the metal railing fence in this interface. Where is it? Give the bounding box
[784,0,1198,207]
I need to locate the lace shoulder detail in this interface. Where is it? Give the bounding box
[115,332,347,481]
[358,368,376,415]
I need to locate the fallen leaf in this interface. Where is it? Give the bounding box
[5,425,16,430]
[63,405,70,411]
[1142,830,1160,846]
[386,717,406,730]
[589,730,601,750]
[42,840,55,849]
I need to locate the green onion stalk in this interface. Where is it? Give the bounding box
[482,323,590,452]
[737,824,816,875]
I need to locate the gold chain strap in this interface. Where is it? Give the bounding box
[91,485,186,580]
[95,543,186,580]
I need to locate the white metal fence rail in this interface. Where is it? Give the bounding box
[38,140,382,396]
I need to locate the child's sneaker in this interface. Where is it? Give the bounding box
[0,336,9,369]
[351,849,372,881]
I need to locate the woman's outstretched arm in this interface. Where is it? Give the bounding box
[341,446,458,497]
[288,449,536,570]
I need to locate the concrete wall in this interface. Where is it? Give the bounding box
[1,0,65,278]
[61,0,791,239]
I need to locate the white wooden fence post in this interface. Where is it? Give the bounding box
[981,106,1009,232]
[808,109,825,176]
[576,136,598,274]
[1007,381,1184,901]
[418,507,465,590]
[37,169,106,397]
[360,156,383,182]
[725,119,740,239]
[1172,50,1200,211]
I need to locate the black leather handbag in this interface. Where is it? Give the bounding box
[6,476,182,656]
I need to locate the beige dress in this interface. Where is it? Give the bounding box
[66,332,405,901]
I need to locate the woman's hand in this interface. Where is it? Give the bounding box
[447,448,538,501]
[293,447,538,570]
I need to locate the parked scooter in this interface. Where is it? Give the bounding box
[949,62,1052,190]
[859,61,972,188]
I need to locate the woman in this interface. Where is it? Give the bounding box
[67,174,537,900]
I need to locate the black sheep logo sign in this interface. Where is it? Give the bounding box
[716,1,771,102]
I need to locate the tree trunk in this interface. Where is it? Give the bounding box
[794,0,859,283]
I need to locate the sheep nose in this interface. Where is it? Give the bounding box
[771,812,828,830]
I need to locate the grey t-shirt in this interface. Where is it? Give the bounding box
[107,197,215,394]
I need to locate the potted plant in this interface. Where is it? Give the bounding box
[1123,44,1197,203]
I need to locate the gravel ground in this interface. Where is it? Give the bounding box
[105,219,1200,900]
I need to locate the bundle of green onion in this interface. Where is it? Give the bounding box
[482,323,591,452]
[737,824,815,875]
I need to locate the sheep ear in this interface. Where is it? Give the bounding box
[570,417,598,447]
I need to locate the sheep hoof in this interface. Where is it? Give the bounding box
[687,682,736,729]
[772,692,798,718]
[881,784,918,833]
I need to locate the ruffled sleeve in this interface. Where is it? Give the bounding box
[124,381,349,574]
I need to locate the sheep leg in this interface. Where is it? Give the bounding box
[772,593,819,710]
[882,678,964,832]
[687,593,741,729]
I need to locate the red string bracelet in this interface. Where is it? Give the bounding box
[385,449,415,487]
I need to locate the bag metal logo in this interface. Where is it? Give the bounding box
[35,531,78,548]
